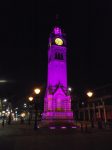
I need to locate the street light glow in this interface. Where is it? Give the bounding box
[34,88,40,94]
[0,80,7,83]
[24,103,27,108]
[87,91,93,98]
[3,99,7,102]
[2,111,5,114]
[68,87,72,91]
[82,102,84,105]
[21,112,25,117]
[29,96,33,101]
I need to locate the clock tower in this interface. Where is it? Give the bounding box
[42,26,73,121]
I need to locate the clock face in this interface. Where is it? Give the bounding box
[55,38,63,45]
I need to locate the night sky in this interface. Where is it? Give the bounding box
[0,0,112,106]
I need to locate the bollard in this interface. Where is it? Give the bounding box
[98,119,102,129]
[81,123,83,133]
[104,122,107,129]
[85,123,88,133]
[2,119,4,128]
[21,117,24,124]
[91,120,94,128]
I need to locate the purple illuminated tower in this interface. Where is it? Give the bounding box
[42,26,73,121]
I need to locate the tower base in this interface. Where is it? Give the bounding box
[40,119,75,128]
[41,111,74,128]
[42,112,73,120]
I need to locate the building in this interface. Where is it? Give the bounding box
[74,95,112,123]
[42,26,73,122]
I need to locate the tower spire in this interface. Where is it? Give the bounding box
[55,14,60,27]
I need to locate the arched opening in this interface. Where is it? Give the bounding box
[61,54,63,60]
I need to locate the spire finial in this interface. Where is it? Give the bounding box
[55,14,59,26]
[56,14,59,20]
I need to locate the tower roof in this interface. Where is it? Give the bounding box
[55,14,60,26]
[48,83,68,96]
[51,15,64,36]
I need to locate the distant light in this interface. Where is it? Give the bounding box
[68,87,72,92]
[0,80,7,83]
[2,111,5,114]
[29,97,33,101]
[3,99,7,102]
[61,126,67,129]
[49,126,56,129]
[12,113,14,116]
[15,111,17,114]
[71,126,77,129]
[14,118,18,121]
[8,111,10,114]
[21,113,25,117]
[82,102,84,105]
[15,107,18,110]
[24,103,27,106]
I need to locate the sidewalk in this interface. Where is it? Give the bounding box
[0,121,112,150]
[0,120,112,136]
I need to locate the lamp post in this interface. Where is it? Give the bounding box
[28,96,33,125]
[86,91,94,127]
[34,88,40,130]
[20,112,25,124]
[86,91,93,121]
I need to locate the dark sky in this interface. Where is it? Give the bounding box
[0,0,112,105]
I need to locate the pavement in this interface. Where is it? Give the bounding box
[0,121,112,150]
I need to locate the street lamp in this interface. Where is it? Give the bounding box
[34,88,40,94]
[86,91,94,127]
[20,112,25,124]
[3,99,7,102]
[29,97,33,102]
[28,96,34,125]
[68,87,72,92]
[34,88,41,130]
[86,91,93,98]
[21,112,25,118]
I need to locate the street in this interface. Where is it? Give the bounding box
[0,122,112,150]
